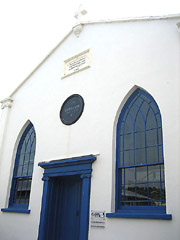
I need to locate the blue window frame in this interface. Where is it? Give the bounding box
[2,123,36,213]
[107,88,171,220]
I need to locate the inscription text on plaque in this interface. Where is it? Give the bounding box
[62,49,91,79]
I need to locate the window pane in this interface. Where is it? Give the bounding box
[140,101,149,118]
[135,112,145,131]
[150,102,158,115]
[120,122,124,135]
[135,131,145,148]
[136,201,149,206]
[121,201,137,206]
[141,94,151,104]
[134,96,143,107]
[24,190,30,204]
[124,115,133,134]
[125,168,135,184]
[30,151,35,163]
[121,185,125,202]
[13,179,32,204]
[24,153,30,164]
[16,166,23,176]
[130,104,138,120]
[26,139,31,153]
[13,179,22,204]
[22,165,28,176]
[121,169,125,185]
[120,135,123,151]
[31,139,36,151]
[14,191,20,204]
[158,128,162,145]
[149,182,161,201]
[161,182,166,201]
[149,201,161,206]
[146,109,157,129]
[158,146,163,163]
[18,153,25,166]
[156,114,161,128]
[136,183,148,201]
[128,94,139,108]
[161,165,165,182]
[28,164,33,175]
[124,134,133,150]
[20,142,26,154]
[125,184,136,201]
[146,129,157,146]
[135,148,145,165]
[136,166,147,183]
[148,165,160,182]
[27,179,32,190]
[147,147,158,164]
[120,151,123,166]
[21,180,28,191]
[124,150,134,166]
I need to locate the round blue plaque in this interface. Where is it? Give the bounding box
[60,94,84,125]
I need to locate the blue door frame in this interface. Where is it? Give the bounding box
[38,155,96,240]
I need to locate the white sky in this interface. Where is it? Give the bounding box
[0,0,179,105]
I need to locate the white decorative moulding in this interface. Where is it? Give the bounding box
[62,49,91,79]
[73,24,83,37]
[0,97,13,109]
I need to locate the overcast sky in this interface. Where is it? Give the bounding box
[0,0,179,106]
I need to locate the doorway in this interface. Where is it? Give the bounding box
[38,155,96,240]
[42,175,82,240]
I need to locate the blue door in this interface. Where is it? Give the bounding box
[43,175,82,240]
[38,156,96,240]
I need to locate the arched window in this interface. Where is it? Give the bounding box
[116,89,167,215]
[9,122,36,211]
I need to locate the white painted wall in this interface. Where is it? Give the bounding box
[0,16,180,240]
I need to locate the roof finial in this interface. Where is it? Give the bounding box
[74,4,87,24]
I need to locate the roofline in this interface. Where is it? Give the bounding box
[8,13,180,98]
[80,13,180,25]
[9,29,72,97]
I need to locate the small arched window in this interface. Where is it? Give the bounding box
[116,89,167,215]
[9,122,36,211]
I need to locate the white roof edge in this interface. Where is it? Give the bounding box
[9,29,72,98]
[81,13,180,25]
[7,13,180,98]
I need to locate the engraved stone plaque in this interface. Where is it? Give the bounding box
[62,49,91,79]
[60,94,84,125]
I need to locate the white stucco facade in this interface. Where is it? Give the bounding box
[0,14,180,240]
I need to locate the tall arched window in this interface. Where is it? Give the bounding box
[8,122,36,211]
[116,89,167,216]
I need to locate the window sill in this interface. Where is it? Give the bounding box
[1,208,30,214]
[106,212,172,220]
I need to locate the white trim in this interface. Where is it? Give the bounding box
[0,97,13,109]
[38,153,100,164]
[79,13,180,25]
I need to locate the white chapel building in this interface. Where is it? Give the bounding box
[0,12,180,240]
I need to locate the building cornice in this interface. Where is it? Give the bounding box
[0,97,13,109]
[80,13,180,26]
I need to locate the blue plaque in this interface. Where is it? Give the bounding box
[60,94,84,125]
